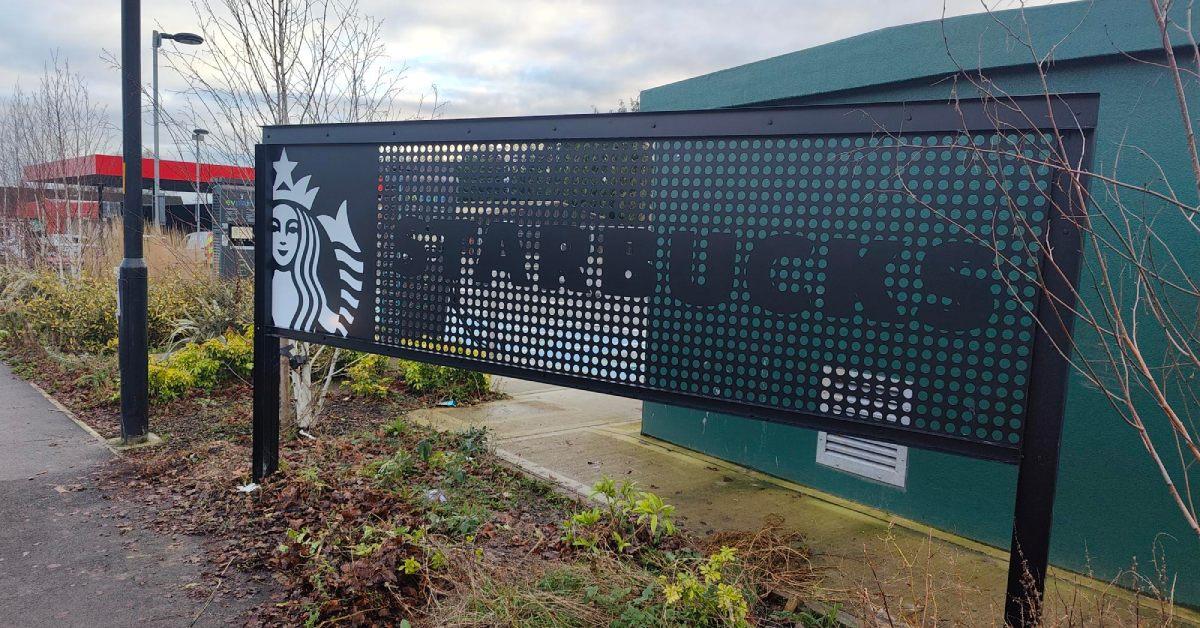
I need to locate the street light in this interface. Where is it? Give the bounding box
[152,30,204,227]
[119,0,148,444]
[192,128,209,232]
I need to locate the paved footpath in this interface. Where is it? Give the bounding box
[0,361,261,627]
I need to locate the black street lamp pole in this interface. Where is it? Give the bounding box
[119,0,149,443]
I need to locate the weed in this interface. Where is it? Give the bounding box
[633,492,677,540]
[564,507,606,552]
[427,498,491,537]
[454,425,490,455]
[770,604,842,627]
[562,476,679,555]
[372,449,415,488]
[294,466,328,492]
[383,416,410,438]
[658,547,751,627]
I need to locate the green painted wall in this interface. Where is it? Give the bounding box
[641,0,1200,606]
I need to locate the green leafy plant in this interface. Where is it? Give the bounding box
[659,547,751,627]
[633,492,677,540]
[199,327,254,379]
[399,360,489,399]
[148,362,195,402]
[372,449,415,488]
[347,353,393,398]
[454,425,490,455]
[428,449,469,484]
[144,327,255,402]
[562,476,679,555]
[593,476,639,520]
[427,498,491,536]
[382,416,410,438]
[564,507,605,552]
[164,343,222,389]
[15,273,116,354]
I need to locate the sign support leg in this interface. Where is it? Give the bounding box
[1003,138,1087,626]
[252,144,279,481]
[1004,426,1064,625]
[252,331,281,481]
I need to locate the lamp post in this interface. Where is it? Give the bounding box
[119,0,148,443]
[152,30,203,227]
[192,128,209,232]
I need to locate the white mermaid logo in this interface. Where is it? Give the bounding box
[271,149,363,336]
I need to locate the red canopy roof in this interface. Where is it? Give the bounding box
[22,154,254,192]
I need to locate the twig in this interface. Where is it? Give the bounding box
[190,555,236,627]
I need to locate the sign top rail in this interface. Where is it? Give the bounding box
[262,93,1099,145]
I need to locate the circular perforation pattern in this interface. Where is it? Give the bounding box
[371,132,1056,449]
[644,133,1054,447]
[375,140,654,384]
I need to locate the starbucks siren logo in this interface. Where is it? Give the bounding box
[270,149,363,336]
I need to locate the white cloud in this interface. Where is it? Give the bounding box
[0,0,1057,159]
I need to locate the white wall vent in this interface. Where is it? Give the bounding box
[816,432,908,488]
[814,364,911,487]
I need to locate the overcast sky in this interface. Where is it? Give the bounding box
[0,0,1054,162]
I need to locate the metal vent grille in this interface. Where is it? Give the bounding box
[816,432,908,487]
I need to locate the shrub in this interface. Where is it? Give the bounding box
[400,360,489,399]
[18,273,116,354]
[347,353,393,398]
[146,327,255,402]
[163,344,222,390]
[0,264,250,356]
[147,280,194,349]
[200,326,254,379]
[148,362,195,402]
[168,280,253,346]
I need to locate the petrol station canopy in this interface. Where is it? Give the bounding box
[22,154,254,192]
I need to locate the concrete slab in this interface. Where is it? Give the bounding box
[409,379,1197,625]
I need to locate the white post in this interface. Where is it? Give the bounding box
[194,135,201,232]
[152,30,162,227]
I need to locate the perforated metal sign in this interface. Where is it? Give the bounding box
[256,96,1094,462]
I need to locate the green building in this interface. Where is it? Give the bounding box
[640,0,1200,606]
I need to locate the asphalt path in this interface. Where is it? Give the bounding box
[0,360,262,627]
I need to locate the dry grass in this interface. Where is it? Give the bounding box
[434,553,657,627]
[836,524,1188,627]
[78,222,210,281]
[703,514,820,605]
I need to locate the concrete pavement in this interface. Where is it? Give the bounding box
[0,360,260,627]
[410,377,1197,625]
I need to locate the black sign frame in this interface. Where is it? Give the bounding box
[252,94,1098,626]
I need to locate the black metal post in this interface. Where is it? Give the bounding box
[252,144,280,480]
[1003,133,1089,626]
[118,0,149,443]
[95,183,105,254]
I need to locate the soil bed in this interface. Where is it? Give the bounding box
[3,343,819,626]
